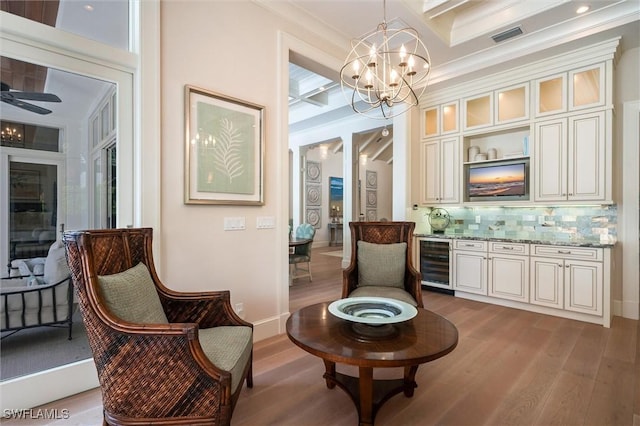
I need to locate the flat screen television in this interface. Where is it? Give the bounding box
[467,161,529,201]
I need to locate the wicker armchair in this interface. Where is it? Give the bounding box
[63,228,253,426]
[343,221,423,308]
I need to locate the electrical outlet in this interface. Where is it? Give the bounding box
[475,215,481,223]
[235,303,244,319]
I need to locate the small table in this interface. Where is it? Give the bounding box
[286,302,458,426]
[327,223,343,246]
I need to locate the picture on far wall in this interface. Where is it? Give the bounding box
[306,161,321,183]
[306,208,321,228]
[306,184,321,206]
[366,189,377,208]
[184,85,264,205]
[366,170,377,189]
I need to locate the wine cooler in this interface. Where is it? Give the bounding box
[418,238,453,293]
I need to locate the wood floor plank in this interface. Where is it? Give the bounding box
[536,370,595,425]
[584,356,636,425]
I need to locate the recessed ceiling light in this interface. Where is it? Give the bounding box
[576,5,590,14]
[84,4,94,12]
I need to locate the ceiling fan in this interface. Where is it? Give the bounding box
[1,82,61,115]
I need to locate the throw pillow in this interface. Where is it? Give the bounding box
[44,241,70,285]
[98,262,169,324]
[357,241,406,288]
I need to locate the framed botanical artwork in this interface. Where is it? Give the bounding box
[184,85,264,205]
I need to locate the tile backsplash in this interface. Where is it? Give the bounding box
[413,205,617,244]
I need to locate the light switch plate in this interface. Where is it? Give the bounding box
[257,216,276,229]
[224,216,246,231]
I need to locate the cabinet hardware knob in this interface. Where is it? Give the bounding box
[502,247,514,250]
[558,250,571,254]
[558,264,563,267]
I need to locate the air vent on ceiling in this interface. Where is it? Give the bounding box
[491,26,523,43]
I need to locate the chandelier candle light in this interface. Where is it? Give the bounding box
[340,0,431,119]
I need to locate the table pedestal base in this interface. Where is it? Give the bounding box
[322,361,418,426]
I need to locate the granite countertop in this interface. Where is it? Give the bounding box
[413,233,616,248]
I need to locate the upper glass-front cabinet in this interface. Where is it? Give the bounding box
[536,73,567,117]
[495,84,529,124]
[464,93,493,130]
[536,63,605,117]
[442,101,458,134]
[422,107,439,138]
[569,63,605,111]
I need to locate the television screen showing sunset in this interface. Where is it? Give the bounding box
[468,163,526,197]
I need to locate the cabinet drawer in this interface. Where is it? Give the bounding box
[531,245,603,261]
[489,242,529,255]
[454,240,488,252]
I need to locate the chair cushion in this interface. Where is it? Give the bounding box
[44,241,70,285]
[349,286,418,307]
[199,326,253,393]
[296,223,316,239]
[98,262,169,324]
[357,241,406,288]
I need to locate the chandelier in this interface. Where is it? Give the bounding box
[1,126,22,143]
[340,0,431,119]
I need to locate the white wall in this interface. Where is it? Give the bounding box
[159,1,346,339]
[614,46,640,318]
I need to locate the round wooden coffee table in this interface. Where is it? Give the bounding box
[286,301,458,426]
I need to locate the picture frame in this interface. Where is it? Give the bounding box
[184,85,264,205]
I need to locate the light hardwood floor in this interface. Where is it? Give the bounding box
[6,246,639,426]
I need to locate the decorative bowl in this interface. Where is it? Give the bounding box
[328,297,418,325]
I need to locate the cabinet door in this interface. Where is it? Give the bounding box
[420,141,440,204]
[568,111,605,201]
[463,93,493,130]
[534,118,567,201]
[569,63,605,111]
[564,260,602,316]
[535,73,567,117]
[488,254,529,302]
[453,250,487,295]
[495,84,529,124]
[442,101,459,134]
[530,257,564,309]
[439,137,460,204]
[422,107,439,138]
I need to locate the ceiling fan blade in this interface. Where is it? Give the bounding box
[2,98,52,115]
[2,91,61,102]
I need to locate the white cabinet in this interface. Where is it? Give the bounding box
[533,111,606,202]
[453,240,487,295]
[530,257,564,309]
[488,242,529,303]
[530,245,604,317]
[421,101,459,139]
[420,137,460,204]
